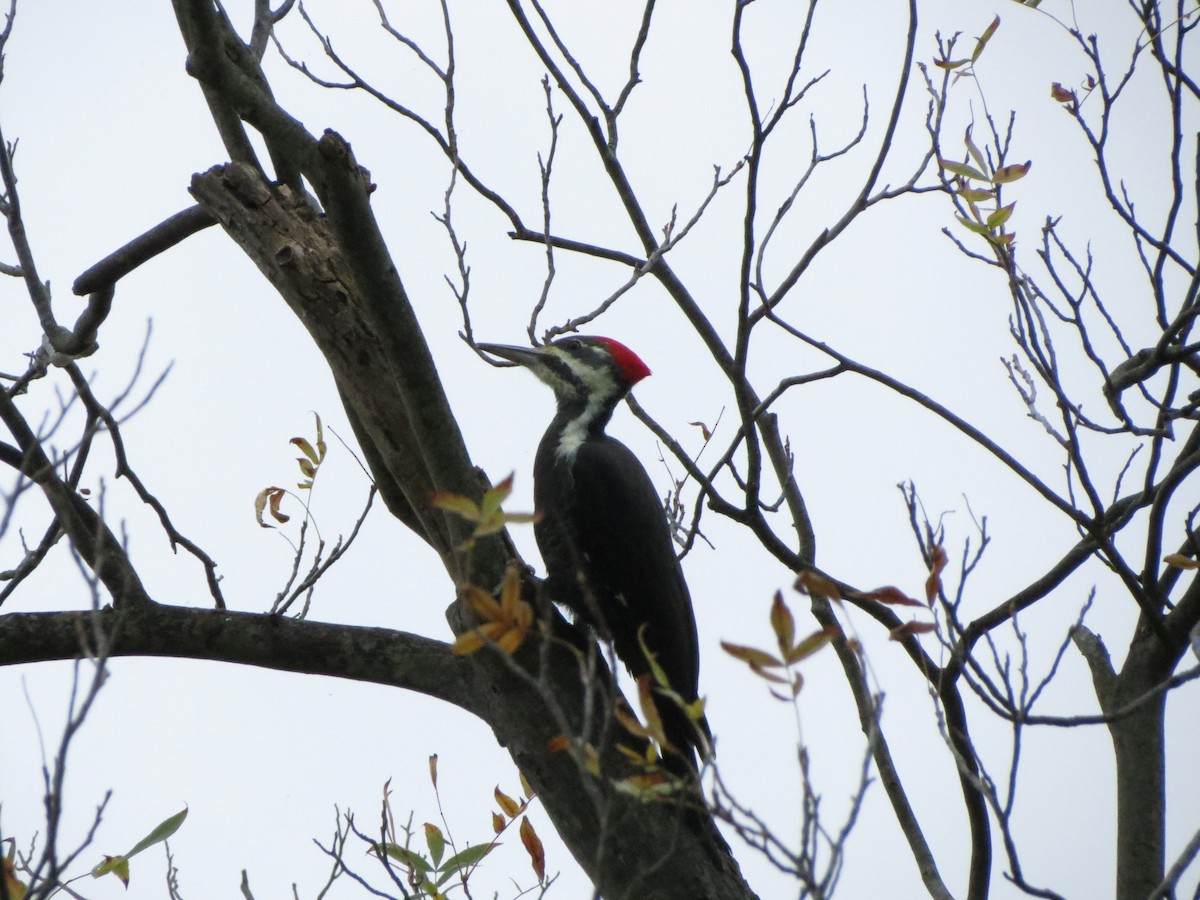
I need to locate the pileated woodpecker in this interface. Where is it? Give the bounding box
[479,335,709,775]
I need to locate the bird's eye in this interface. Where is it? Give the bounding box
[561,338,581,351]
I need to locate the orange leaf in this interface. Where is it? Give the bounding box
[785,627,837,664]
[769,591,795,656]
[925,545,949,605]
[520,816,546,882]
[794,570,842,600]
[495,786,521,818]
[860,586,923,607]
[721,641,784,668]
[1050,82,1075,103]
[889,621,938,641]
[1163,553,1199,570]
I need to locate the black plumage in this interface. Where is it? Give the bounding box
[479,336,709,775]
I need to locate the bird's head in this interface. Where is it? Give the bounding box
[478,336,651,408]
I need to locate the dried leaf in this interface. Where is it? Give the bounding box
[933,57,971,70]
[547,735,571,754]
[785,628,838,664]
[494,786,521,818]
[770,591,796,657]
[750,661,791,684]
[291,437,320,466]
[520,816,546,882]
[859,586,924,607]
[721,641,784,668]
[889,620,938,641]
[794,569,842,600]
[492,811,505,834]
[636,674,670,750]
[971,15,1000,62]
[992,161,1032,184]
[1163,553,1199,570]
[1050,82,1075,103]
[428,753,438,789]
[462,584,504,621]
[925,545,949,605]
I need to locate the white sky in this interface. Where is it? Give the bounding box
[2,1,1198,898]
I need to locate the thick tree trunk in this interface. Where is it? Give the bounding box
[185,161,756,899]
[1075,625,1170,900]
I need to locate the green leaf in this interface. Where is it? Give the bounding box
[441,842,495,874]
[955,214,993,235]
[377,843,432,877]
[957,187,995,203]
[971,15,1000,62]
[291,437,319,465]
[479,473,515,519]
[430,492,481,521]
[939,159,988,181]
[424,823,445,867]
[987,202,1015,228]
[435,843,496,886]
[91,855,130,886]
[124,807,188,860]
[964,126,988,175]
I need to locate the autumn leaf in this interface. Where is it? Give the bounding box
[925,545,949,605]
[992,161,1032,183]
[770,591,796,656]
[520,816,546,882]
[785,628,838,665]
[494,786,521,818]
[721,641,784,669]
[858,586,924,607]
[1163,553,1199,570]
[432,473,540,543]
[451,566,532,655]
[1051,82,1076,103]
[971,15,1000,63]
[794,569,842,600]
[254,486,289,527]
[890,621,938,641]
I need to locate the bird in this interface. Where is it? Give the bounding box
[478,335,710,777]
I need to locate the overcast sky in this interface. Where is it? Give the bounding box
[2,1,1198,898]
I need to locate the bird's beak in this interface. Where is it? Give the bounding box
[476,343,551,369]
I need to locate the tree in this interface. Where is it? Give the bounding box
[2,1,1198,898]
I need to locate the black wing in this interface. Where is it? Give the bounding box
[569,436,701,703]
